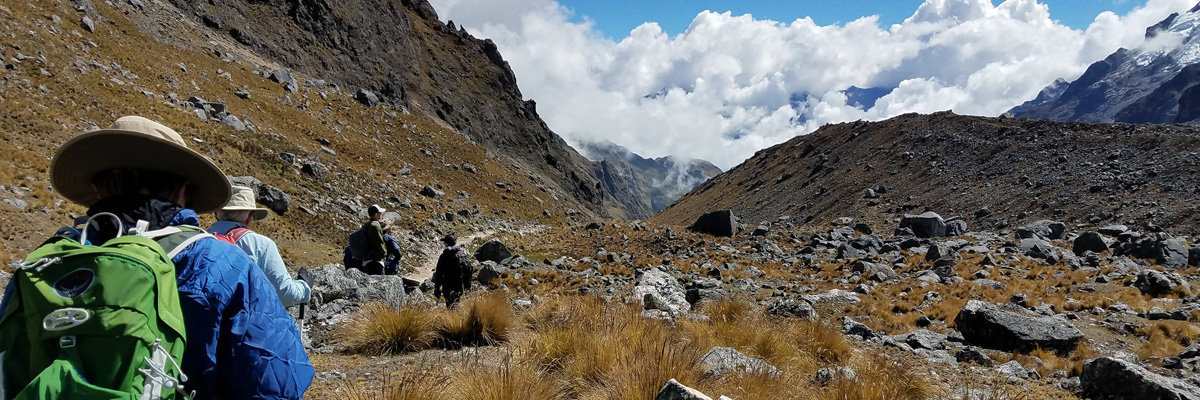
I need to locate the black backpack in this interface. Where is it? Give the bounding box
[347,226,368,260]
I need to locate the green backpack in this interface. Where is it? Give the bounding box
[0,214,207,399]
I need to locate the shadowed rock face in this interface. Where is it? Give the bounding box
[1081,357,1200,400]
[164,0,639,218]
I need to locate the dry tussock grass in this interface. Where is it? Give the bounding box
[340,303,436,355]
[1136,320,1200,360]
[341,366,449,400]
[449,354,566,400]
[436,292,516,348]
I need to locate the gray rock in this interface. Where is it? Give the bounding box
[307,265,359,305]
[1160,239,1189,269]
[354,88,379,107]
[689,209,741,237]
[767,298,817,320]
[814,366,857,386]
[419,185,444,198]
[1132,269,1191,297]
[839,316,878,340]
[900,211,946,238]
[300,161,327,180]
[4,198,27,211]
[270,68,292,84]
[1081,357,1200,400]
[699,346,781,377]
[634,268,689,315]
[475,261,506,286]
[997,360,1034,382]
[81,16,95,33]
[801,289,860,307]
[851,260,896,282]
[956,347,993,366]
[257,184,290,214]
[953,300,1083,353]
[1019,238,1059,261]
[221,114,246,131]
[891,329,949,351]
[1074,232,1109,255]
[474,239,512,263]
[1021,220,1066,240]
[945,218,968,236]
[655,379,713,400]
[1098,224,1130,236]
[1190,246,1200,267]
[1180,344,1200,360]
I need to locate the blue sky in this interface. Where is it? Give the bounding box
[557,0,1140,39]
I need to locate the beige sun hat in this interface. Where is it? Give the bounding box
[220,186,270,221]
[50,116,232,213]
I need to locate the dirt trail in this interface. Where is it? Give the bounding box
[403,225,547,283]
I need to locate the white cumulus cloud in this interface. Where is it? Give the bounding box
[429,0,1196,169]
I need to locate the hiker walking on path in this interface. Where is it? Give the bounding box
[433,234,473,307]
[210,185,312,307]
[346,204,388,274]
[0,116,312,399]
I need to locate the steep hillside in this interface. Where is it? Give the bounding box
[158,0,627,218]
[655,112,1200,234]
[1011,3,1200,123]
[579,141,722,218]
[0,0,605,268]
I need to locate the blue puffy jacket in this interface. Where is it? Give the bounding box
[169,210,315,399]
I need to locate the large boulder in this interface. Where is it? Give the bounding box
[1160,239,1190,269]
[257,184,291,214]
[474,239,513,263]
[689,210,741,237]
[307,265,406,308]
[1080,357,1200,400]
[767,298,817,320]
[476,261,506,286]
[851,260,897,282]
[899,212,946,238]
[1132,269,1192,297]
[953,300,1083,353]
[1073,232,1109,255]
[1019,220,1066,240]
[944,218,968,236]
[699,347,781,377]
[1019,238,1060,261]
[634,268,690,315]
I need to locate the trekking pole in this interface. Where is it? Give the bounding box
[297,266,314,329]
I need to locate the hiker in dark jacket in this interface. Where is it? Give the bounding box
[432,234,473,307]
[382,222,403,275]
[5,116,313,399]
[357,204,388,274]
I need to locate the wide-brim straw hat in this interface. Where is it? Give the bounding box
[221,185,270,221]
[50,116,231,213]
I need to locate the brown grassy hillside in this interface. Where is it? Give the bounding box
[0,0,594,268]
[654,112,1200,235]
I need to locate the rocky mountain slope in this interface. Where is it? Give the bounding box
[0,0,628,269]
[579,141,722,219]
[1010,2,1200,123]
[158,0,649,219]
[654,112,1200,234]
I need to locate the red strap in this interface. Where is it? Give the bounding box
[227,227,253,243]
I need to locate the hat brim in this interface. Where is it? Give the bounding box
[50,129,231,213]
[222,206,271,221]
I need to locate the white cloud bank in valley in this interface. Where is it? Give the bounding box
[430,0,1196,169]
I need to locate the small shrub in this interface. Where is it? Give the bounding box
[1136,320,1200,360]
[342,366,449,400]
[436,292,516,347]
[341,303,435,355]
[450,354,565,400]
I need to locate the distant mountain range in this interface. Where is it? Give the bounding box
[577,141,722,220]
[1010,2,1200,123]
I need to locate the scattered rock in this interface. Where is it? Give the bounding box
[1080,357,1200,400]
[689,209,741,237]
[1132,269,1191,297]
[655,379,713,400]
[1073,232,1109,255]
[955,347,993,366]
[419,185,444,199]
[814,366,857,386]
[634,268,689,315]
[767,298,817,320]
[81,16,95,33]
[257,184,290,214]
[354,88,379,107]
[474,239,512,263]
[475,262,506,286]
[899,211,947,238]
[953,300,1083,353]
[699,347,781,377]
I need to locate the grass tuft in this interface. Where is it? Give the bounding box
[340,303,436,355]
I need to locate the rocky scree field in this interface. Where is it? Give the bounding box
[303,211,1200,399]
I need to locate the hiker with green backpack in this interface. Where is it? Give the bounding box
[0,116,313,399]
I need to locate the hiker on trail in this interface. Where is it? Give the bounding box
[210,185,312,307]
[0,116,313,399]
[346,204,388,274]
[382,221,403,275]
[433,234,473,307]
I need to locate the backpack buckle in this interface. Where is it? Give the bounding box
[58,335,76,349]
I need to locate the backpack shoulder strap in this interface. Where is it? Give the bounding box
[227,227,253,243]
[141,225,216,259]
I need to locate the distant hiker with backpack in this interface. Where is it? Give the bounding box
[210,185,312,307]
[432,234,473,307]
[0,116,313,399]
[346,204,389,274]
[382,221,403,275]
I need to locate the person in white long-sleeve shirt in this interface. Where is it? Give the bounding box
[209,185,311,307]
